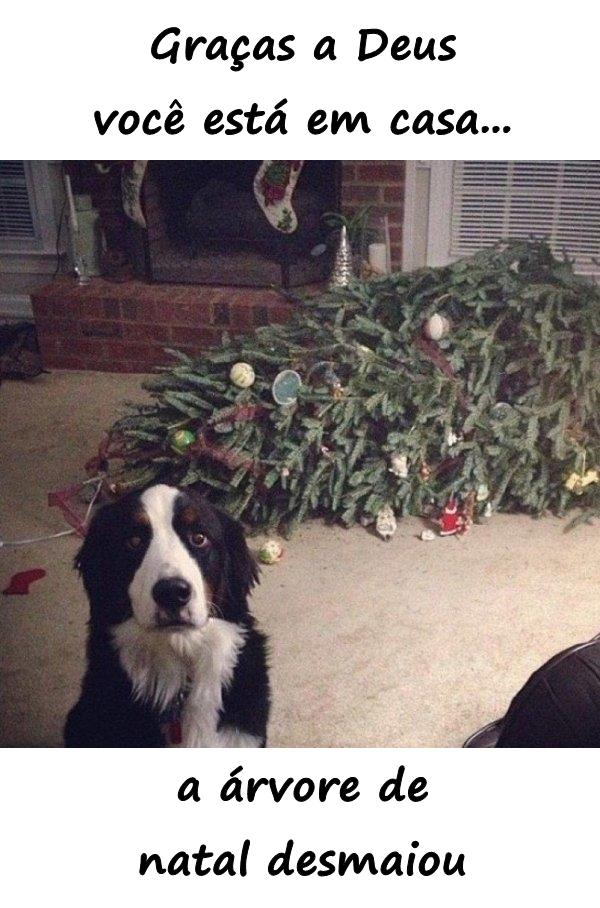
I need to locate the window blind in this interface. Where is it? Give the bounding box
[450,161,600,276]
[0,161,36,239]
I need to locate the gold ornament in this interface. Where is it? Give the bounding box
[419,462,431,481]
[565,469,599,495]
[565,452,599,496]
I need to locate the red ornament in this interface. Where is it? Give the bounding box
[438,497,473,537]
[439,498,461,536]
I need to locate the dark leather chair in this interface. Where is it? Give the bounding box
[464,634,600,747]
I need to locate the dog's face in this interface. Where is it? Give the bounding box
[76,484,257,631]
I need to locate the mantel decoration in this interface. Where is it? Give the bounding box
[362,210,392,278]
[117,160,305,234]
[89,240,600,539]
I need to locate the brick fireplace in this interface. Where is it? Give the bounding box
[31,161,405,372]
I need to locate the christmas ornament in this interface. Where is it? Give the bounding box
[230,362,255,389]
[439,499,461,536]
[329,224,354,289]
[258,540,284,564]
[281,466,291,478]
[388,453,409,478]
[490,401,516,422]
[308,361,342,391]
[439,498,473,537]
[424,313,450,341]
[419,462,432,481]
[272,369,302,406]
[3,568,46,596]
[564,451,599,496]
[476,483,490,501]
[170,429,196,454]
[376,505,397,541]
[253,160,304,233]
[121,160,149,228]
[420,529,436,542]
[565,468,599,495]
[461,491,476,535]
[446,429,459,447]
[481,502,493,520]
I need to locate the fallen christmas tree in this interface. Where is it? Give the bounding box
[95,239,600,535]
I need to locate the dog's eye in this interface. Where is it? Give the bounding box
[125,535,143,551]
[189,531,210,549]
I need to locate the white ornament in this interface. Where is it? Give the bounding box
[258,539,284,565]
[446,429,459,447]
[230,362,255,389]
[420,529,436,541]
[388,453,409,478]
[476,483,490,501]
[483,502,493,518]
[375,505,397,541]
[424,313,450,342]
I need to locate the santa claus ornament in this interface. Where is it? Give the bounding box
[438,498,471,537]
[439,498,461,536]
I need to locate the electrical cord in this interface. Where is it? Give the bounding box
[0,477,102,549]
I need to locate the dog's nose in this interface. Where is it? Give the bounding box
[152,577,192,612]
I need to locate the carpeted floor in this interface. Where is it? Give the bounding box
[1,370,600,747]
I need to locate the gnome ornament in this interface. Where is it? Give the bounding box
[376,505,397,541]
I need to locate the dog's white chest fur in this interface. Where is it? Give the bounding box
[113,618,260,747]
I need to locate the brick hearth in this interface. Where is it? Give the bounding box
[31,279,294,373]
[32,161,405,372]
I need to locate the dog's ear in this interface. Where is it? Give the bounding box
[219,510,259,601]
[74,501,116,598]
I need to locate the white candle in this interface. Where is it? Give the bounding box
[63,173,78,233]
[368,242,389,275]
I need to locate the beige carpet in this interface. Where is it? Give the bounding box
[1,371,600,747]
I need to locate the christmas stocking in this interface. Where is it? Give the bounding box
[253,161,304,233]
[121,160,148,228]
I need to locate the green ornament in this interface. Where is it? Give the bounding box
[170,429,196,454]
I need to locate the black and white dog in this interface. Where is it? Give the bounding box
[64,484,269,747]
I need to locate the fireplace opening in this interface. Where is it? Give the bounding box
[141,161,341,288]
